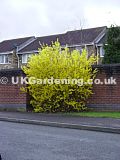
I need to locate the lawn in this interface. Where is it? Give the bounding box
[64,112,120,118]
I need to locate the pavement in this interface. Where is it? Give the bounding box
[0,111,120,134]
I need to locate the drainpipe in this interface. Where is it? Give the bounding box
[16,46,20,68]
[84,44,88,58]
[95,44,99,65]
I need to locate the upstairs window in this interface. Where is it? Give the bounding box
[22,54,32,63]
[0,54,9,64]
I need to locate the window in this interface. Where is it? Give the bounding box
[0,54,9,64]
[99,46,105,57]
[22,54,32,63]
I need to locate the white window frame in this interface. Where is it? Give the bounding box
[0,54,9,64]
[22,53,32,63]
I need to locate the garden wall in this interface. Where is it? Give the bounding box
[0,64,120,111]
[0,69,28,111]
[87,64,120,111]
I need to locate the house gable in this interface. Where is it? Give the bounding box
[0,36,36,69]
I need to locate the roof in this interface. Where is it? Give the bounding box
[19,26,107,53]
[0,36,34,53]
[66,26,107,45]
[0,26,107,53]
[97,34,107,45]
[19,34,67,53]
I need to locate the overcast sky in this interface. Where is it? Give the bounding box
[0,0,120,41]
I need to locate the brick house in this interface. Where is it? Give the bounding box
[0,36,36,69]
[0,26,107,69]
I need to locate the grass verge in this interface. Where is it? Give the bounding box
[63,112,120,118]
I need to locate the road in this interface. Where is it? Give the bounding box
[0,121,120,160]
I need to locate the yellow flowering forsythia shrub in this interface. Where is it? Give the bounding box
[22,41,97,112]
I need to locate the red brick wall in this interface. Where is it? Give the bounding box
[0,65,120,111]
[0,85,27,104]
[0,69,27,111]
[87,64,120,111]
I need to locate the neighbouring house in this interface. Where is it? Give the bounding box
[0,26,107,69]
[0,36,36,69]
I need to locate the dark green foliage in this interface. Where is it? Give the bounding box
[103,25,120,64]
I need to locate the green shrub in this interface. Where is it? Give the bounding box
[22,41,97,112]
[103,25,120,64]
